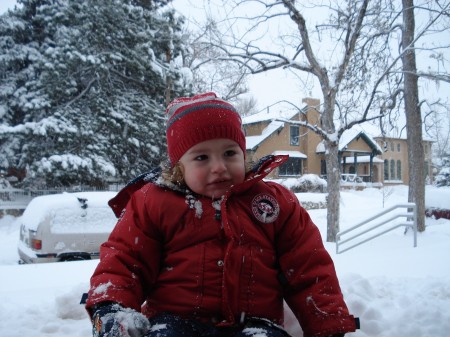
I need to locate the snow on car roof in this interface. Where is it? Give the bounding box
[21,191,117,231]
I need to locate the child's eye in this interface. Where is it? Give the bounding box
[224,150,237,157]
[194,155,208,161]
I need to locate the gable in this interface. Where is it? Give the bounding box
[245,121,284,150]
[340,128,382,155]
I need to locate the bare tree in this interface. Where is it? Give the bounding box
[180,18,251,102]
[425,104,450,164]
[386,0,450,231]
[234,95,259,116]
[194,0,402,241]
[186,0,450,240]
[382,185,394,208]
[401,0,426,231]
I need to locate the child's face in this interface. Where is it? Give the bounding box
[179,138,246,199]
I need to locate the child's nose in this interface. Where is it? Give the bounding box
[211,158,227,173]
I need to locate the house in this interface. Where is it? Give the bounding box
[242,98,434,185]
[373,136,434,185]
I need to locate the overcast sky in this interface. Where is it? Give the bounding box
[0,0,17,14]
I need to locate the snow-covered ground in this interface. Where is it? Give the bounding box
[0,185,449,337]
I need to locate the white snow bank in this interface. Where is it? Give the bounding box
[0,185,449,337]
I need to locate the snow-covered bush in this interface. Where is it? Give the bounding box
[435,167,450,187]
[286,174,327,193]
[0,177,12,190]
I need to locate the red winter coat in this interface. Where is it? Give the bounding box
[87,155,357,337]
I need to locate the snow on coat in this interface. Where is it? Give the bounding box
[86,155,357,337]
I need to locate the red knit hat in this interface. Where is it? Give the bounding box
[165,92,246,165]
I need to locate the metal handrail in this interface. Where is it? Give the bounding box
[336,203,417,254]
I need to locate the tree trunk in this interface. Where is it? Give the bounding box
[401,0,426,232]
[326,140,341,242]
[318,89,341,242]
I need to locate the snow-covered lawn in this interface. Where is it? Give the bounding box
[0,185,449,337]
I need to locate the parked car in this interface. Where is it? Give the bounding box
[18,191,118,263]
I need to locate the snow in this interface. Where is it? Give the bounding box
[245,121,285,150]
[21,191,117,231]
[0,185,449,337]
[426,187,450,209]
[272,151,307,159]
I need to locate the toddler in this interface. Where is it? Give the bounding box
[86,92,359,337]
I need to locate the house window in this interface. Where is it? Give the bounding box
[320,160,327,176]
[290,125,299,146]
[384,160,389,180]
[397,143,401,152]
[279,157,302,176]
[390,142,394,152]
[390,159,395,179]
[397,160,401,180]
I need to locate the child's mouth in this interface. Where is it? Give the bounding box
[209,179,230,187]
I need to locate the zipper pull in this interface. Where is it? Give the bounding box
[212,199,223,221]
[215,209,222,221]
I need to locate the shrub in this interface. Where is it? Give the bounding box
[277,174,327,193]
[435,167,450,187]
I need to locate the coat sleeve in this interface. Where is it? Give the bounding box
[275,188,357,337]
[86,187,162,314]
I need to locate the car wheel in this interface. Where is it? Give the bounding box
[62,256,86,262]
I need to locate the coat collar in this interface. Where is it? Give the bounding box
[231,154,288,195]
[108,155,289,217]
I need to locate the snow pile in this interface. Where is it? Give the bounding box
[0,185,449,337]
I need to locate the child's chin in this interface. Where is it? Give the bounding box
[207,189,227,199]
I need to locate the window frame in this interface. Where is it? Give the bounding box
[290,125,300,146]
[384,159,389,180]
[390,159,395,179]
[396,160,401,180]
[278,157,302,176]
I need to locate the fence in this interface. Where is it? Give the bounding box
[336,203,417,254]
[0,185,123,210]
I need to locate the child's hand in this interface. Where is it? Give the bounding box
[92,303,150,337]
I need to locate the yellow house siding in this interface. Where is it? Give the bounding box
[303,99,322,174]
[344,137,374,152]
[304,129,321,174]
[244,121,271,137]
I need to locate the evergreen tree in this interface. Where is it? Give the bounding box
[0,0,188,187]
[435,157,450,187]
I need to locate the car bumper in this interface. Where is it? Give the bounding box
[17,241,58,263]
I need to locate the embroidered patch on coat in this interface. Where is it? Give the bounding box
[251,194,280,223]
